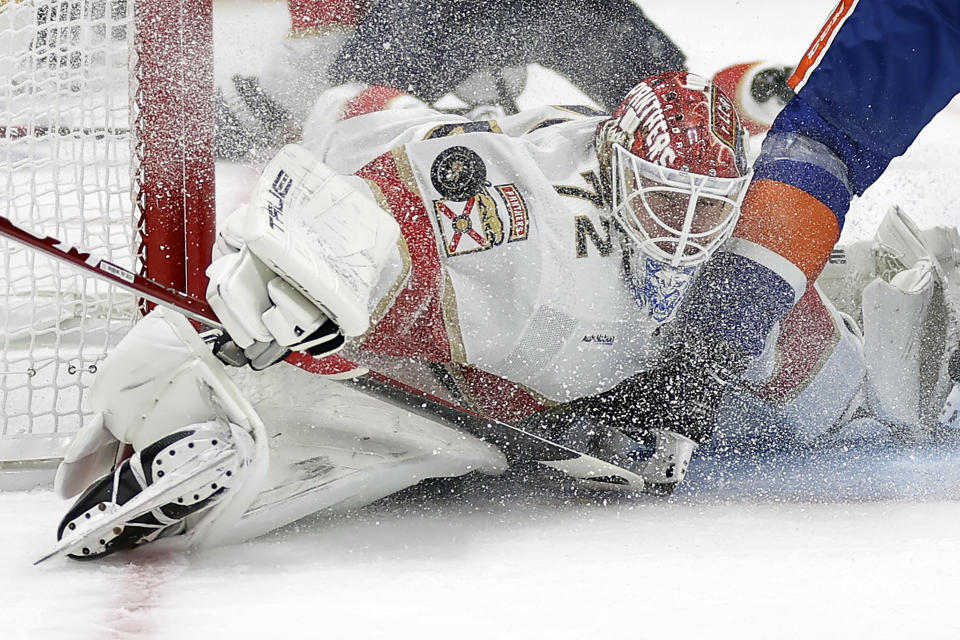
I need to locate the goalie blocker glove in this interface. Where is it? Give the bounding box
[207,248,345,370]
[206,145,403,370]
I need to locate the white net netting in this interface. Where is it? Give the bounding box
[1,0,139,462]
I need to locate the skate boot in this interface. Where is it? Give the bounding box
[589,425,697,496]
[51,422,253,561]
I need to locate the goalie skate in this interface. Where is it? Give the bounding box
[39,422,254,563]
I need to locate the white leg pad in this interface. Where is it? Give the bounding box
[56,308,270,548]
[213,364,507,544]
[862,273,935,427]
[54,411,122,499]
[84,309,263,449]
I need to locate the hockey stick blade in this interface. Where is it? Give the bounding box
[35,446,237,565]
[1,214,647,491]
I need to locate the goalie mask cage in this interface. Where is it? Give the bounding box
[0,0,215,473]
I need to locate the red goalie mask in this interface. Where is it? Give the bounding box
[596,71,752,267]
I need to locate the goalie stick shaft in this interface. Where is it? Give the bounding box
[0,213,647,489]
[0,212,220,327]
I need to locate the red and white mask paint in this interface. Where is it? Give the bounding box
[597,71,752,268]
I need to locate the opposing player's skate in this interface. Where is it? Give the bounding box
[517,375,704,496]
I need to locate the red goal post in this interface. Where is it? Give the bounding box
[0,0,215,477]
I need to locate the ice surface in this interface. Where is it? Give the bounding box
[5,1,960,638]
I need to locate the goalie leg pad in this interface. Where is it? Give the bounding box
[56,308,269,498]
[863,206,957,431]
[53,308,271,554]
[84,308,264,451]
[862,271,949,431]
[56,422,254,560]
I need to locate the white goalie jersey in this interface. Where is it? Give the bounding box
[49,85,960,560]
[300,88,952,443]
[304,97,675,403]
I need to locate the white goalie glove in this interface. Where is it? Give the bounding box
[207,144,404,369]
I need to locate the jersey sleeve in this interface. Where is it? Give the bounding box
[302,98,608,364]
[299,84,473,175]
[789,0,960,174]
[674,0,960,361]
[349,148,462,363]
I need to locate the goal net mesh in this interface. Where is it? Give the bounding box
[0,0,214,466]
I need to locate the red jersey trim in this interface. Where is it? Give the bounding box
[749,285,840,405]
[288,0,362,33]
[342,85,408,120]
[353,148,463,362]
